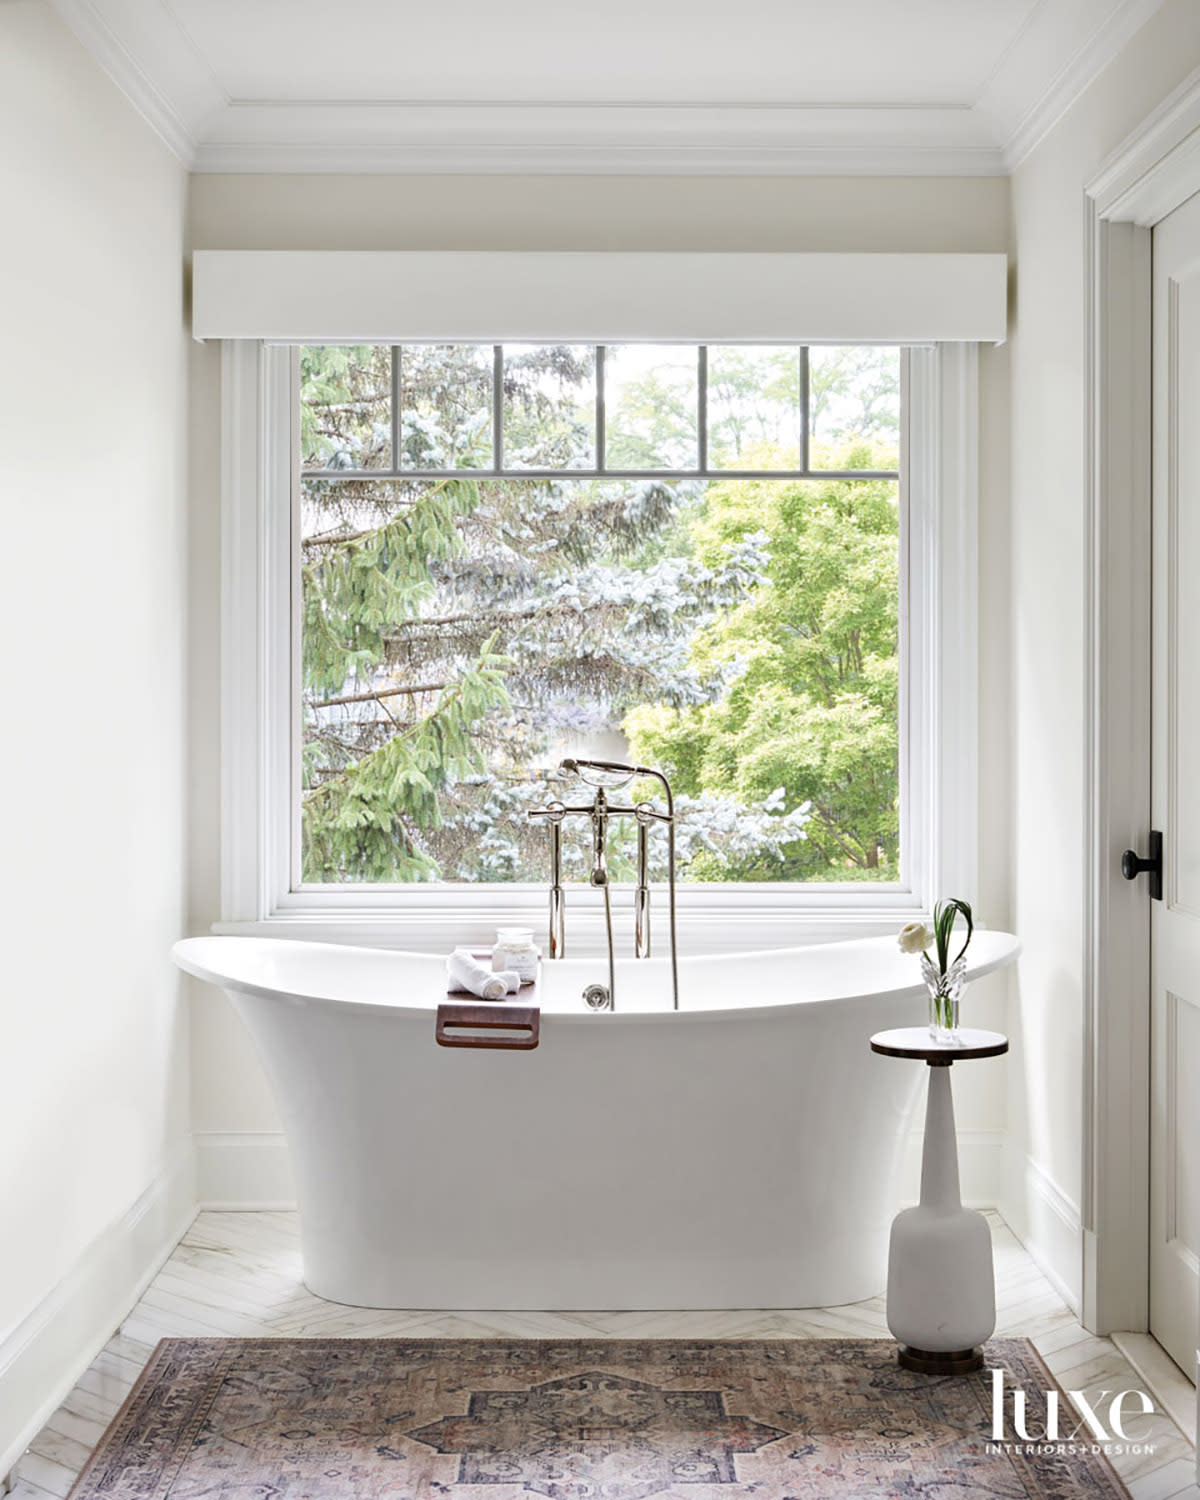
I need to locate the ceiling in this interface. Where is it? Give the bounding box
[49,0,1167,174]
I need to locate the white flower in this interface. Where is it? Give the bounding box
[898,921,933,956]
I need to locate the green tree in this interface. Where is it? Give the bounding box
[624,442,899,880]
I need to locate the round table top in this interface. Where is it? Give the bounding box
[870,1027,1009,1064]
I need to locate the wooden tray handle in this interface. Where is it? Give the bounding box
[436,1003,540,1050]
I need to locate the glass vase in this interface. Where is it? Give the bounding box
[922,953,967,1042]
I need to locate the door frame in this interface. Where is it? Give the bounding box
[1084,64,1200,1335]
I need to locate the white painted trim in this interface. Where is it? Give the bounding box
[193,253,1008,345]
[218,341,977,950]
[192,100,1004,178]
[195,1133,295,1210]
[1088,63,1200,223]
[0,1144,196,1482]
[1005,1155,1085,1316]
[220,342,293,924]
[44,0,218,165]
[210,912,996,956]
[935,344,981,907]
[1082,75,1200,1336]
[1029,1159,1085,1315]
[995,0,1169,171]
[219,341,260,922]
[191,136,1007,178]
[195,1127,1005,1214]
[46,0,1168,178]
[897,344,981,917]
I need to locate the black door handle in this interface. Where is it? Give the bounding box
[1121,829,1162,901]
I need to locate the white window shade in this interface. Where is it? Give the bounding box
[191,251,1007,344]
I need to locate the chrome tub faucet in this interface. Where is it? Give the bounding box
[528,759,679,1012]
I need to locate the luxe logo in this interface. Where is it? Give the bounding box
[990,1369,1154,1444]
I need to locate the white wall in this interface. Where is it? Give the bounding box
[0,0,193,1471]
[1004,0,1200,1310]
[186,172,1014,1206]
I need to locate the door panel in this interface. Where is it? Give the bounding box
[1165,992,1200,1258]
[1151,189,1200,1377]
[1167,269,1200,916]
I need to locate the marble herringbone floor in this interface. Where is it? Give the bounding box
[9,1210,1197,1500]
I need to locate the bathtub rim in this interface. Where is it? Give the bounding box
[172,929,1019,1026]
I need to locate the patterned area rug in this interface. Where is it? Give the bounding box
[67,1338,1128,1499]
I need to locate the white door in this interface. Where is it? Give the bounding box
[1148,190,1200,1378]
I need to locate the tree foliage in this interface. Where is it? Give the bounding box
[624,446,899,879]
[298,343,899,884]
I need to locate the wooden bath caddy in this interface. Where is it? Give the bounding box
[439,953,541,1048]
[435,1002,540,1050]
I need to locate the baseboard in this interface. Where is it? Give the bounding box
[895,1128,1005,1209]
[0,1142,197,1482]
[1001,1153,1083,1314]
[195,1131,295,1208]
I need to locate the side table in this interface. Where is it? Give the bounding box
[871,1026,1009,1375]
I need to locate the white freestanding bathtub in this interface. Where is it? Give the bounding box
[174,931,1018,1311]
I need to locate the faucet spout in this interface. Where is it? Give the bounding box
[590,788,609,886]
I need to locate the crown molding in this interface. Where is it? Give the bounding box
[990,0,1169,170]
[190,142,1006,176]
[47,0,1170,178]
[46,0,226,166]
[192,100,1004,176]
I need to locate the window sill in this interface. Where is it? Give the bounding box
[212,899,923,955]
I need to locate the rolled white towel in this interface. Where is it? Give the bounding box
[456,948,521,995]
[447,949,520,1000]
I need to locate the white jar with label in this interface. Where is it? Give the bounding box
[491,928,539,984]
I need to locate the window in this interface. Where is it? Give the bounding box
[218,338,977,948]
[297,343,901,888]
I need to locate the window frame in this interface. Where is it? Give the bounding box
[216,339,978,953]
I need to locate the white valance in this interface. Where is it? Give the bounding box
[191,250,1007,344]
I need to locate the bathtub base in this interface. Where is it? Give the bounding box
[232,987,926,1312]
[299,1242,892,1313]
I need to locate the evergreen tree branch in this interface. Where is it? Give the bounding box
[310,681,450,709]
[384,602,582,635]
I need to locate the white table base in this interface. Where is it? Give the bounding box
[886,1063,997,1373]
